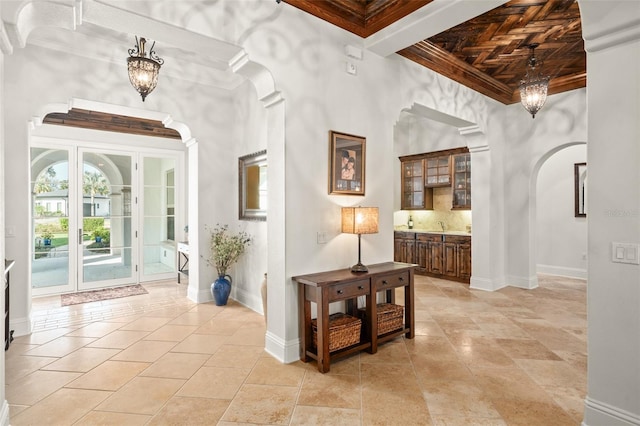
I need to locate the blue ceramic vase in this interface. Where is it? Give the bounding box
[212,275,232,306]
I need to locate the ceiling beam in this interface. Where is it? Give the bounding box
[365,0,509,57]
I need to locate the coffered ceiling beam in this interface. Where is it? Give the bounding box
[365,0,509,57]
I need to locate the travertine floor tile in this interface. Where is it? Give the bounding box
[117,316,172,332]
[205,344,264,369]
[95,376,185,415]
[87,330,150,349]
[143,324,198,341]
[140,352,210,379]
[168,310,217,326]
[221,383,298,424]
[225,325,267,346]
[13,327,77,345]
[24,336,96,358]
[171,333,228,354]
[195,319,246,335]
[65,321,125,337]
[10,388,111,426]
[6,370,82,405]
[422,379,502,418]
[5,355,57,385]
[360,339,411,364]
[67,360,150,391]
[75,411,151,425]
[297,372,361,409]
[177,366,250,399]
[290,405,362,425]
[490,398,576,426]
[513,359,586,390]
[147,396,230,425]
[42,347,120,372]
[246,357,306,386]
[7,275,586,426]
[111,340,177,362]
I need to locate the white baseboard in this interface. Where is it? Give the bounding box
[537,264,587,280]
[0,399,9,426]
[470,276,507,292]
[10,316,31,338]
[507,274,539,289]
[232,287,263,315]
[583,396,640,425]
[187,285,212,303]
[264,330,300,364]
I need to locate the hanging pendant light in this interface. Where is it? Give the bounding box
[127,36,164,102]
[519,43,549,119]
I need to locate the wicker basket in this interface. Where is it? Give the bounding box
[359,303,404,335]
[312,313,361,352]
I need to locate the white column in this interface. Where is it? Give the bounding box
[580,1,640,424]
[461,125,506,291]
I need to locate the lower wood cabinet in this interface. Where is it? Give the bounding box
[395,231,471,283]
[394,232,416,264]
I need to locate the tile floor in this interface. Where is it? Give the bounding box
[5,274,586,425]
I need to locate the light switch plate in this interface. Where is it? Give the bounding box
[611,242,640,264]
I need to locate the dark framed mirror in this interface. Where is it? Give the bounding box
[574,162,587,217]
[239,150,267,221]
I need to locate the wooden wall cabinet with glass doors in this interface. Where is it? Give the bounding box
[400,157,433,210]
[452,153,471,210]
[425,155,451,187]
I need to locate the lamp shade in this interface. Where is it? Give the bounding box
[341,207,378,235]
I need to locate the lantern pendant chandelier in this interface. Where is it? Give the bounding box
[519,43,549,119]
[127,36,164,102]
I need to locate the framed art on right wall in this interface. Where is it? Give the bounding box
[574,162,587,217]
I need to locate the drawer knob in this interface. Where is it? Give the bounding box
[382,280,388,285]
[399,277,404,282]
[358,286,364,290]
[337,290,344,294]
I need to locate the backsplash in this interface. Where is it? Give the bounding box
[395,187,472,232]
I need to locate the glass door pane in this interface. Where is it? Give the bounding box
[79,150,135,290]
[31,148,74,295]
[141,156,177,280]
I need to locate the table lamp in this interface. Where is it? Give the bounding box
[341,206,379,272]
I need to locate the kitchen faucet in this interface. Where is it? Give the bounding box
[437,221,445,232]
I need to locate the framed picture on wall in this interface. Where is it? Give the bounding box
[574,162,587,217]
[328,130,366,196]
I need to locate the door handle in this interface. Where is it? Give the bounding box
[78,229,83,245]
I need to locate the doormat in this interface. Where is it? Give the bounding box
[61,284,148,306]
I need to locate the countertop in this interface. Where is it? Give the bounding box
[394,228,471,236]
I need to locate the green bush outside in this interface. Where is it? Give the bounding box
[83,218,104,233]
[92,227,110,243]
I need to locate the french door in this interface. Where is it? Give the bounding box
[31,143,181,296]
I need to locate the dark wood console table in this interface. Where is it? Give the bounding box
[293,262,415,373]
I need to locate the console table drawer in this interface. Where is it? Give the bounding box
[374,271,409,290]
[328,279,369,302]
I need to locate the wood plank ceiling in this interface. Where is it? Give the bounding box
[282,0,586,105]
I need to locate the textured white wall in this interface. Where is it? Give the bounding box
[580,1,640,423]
[536,144,587,278]
[2,3,639,424]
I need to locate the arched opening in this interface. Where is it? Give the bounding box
[528,141,587,285]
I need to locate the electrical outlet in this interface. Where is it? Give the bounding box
[346,62,357,75]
